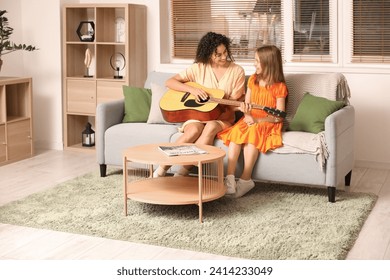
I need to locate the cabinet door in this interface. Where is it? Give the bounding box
[7,119,32,161]
[0,124,6,163]
[67,80,96,114]
[97,81,125,104]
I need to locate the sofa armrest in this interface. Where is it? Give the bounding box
[324,105,355,186]
[96,99,124,164]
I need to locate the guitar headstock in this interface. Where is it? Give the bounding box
[264,107,287,118]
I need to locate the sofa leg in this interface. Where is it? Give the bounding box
[327,186,336,203]
[345,170,352,186]
[100,164,107,177]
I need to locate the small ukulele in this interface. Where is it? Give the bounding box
[159,82,286,123]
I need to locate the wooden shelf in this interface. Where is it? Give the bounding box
[62,3,147,152]
[66,143,96,154]
[127,176,226,205]
[6,116,30,123]
[0,77,33,166]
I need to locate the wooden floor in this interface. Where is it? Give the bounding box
[0,149,389,260]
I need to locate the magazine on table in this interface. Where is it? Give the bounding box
[158,145,208,156]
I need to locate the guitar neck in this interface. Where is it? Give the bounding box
[209,97,265,110]
[208,96,286,118]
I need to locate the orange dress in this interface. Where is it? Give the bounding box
[217,74,288,153]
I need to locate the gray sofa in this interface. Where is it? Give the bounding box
[96,71,354,202]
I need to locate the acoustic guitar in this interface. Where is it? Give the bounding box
[159,82,286,123]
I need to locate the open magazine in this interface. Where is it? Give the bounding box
[158,145,208,157]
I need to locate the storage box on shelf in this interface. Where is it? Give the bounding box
[0,77,33,166]
[62,4,147,151]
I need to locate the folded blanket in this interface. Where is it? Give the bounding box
[272,131,329,171]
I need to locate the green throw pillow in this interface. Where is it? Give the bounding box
[288,93,345,133]
[122,86,152,123]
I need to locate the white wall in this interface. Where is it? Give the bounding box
[1,0,389,168]
[344,73,390,168]
[2,0,66,150]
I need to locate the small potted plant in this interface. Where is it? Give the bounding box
[0,10,37,71]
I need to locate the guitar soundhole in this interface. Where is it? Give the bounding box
[184,100,205,108]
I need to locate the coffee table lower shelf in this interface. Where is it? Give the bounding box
[126,176,225,205]
[126,176,225,223]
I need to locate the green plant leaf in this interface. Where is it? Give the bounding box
[0,10,38,56]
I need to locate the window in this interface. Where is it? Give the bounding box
[170,0,283,60]
[292,0,330,59]
[168,0,390,66]
[284,0,336,63]
[352,0,390,63]
[169,0,338,64]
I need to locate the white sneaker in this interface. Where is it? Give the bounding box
[224,175,236,195]
[152,167,166,178]
[235,178,255,198]
[174,166,190,177]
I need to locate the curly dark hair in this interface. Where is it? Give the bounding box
[194,32,234,64]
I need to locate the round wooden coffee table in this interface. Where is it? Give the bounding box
[122,143,226,223]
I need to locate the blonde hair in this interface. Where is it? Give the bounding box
[255,45,285,87]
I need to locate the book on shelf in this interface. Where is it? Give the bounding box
[158,145,208,156]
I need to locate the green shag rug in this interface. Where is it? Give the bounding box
[0,169,377,260]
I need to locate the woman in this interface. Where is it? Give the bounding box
[154,31,246,177]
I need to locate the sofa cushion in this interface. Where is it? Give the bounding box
[147,83,171,124]
[104,123,179,166]
[144,71,174,89]
[284,73,351,129]
[106,122,178,145]
[122,86,151,123]
[288,92,345,133]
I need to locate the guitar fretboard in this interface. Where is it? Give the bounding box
[207,97,286,118]
[208,97,265,110]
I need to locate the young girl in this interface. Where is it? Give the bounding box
[217,45,288,197]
